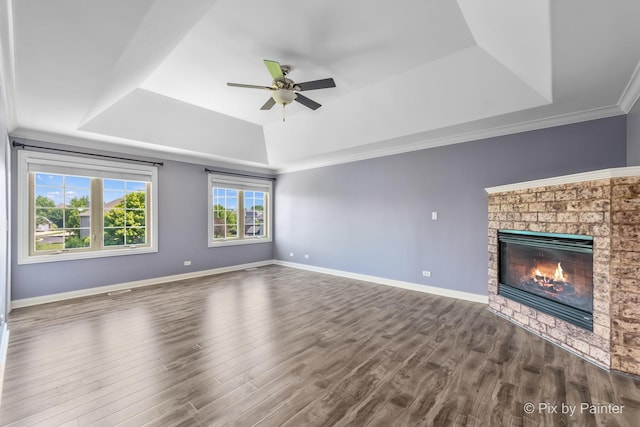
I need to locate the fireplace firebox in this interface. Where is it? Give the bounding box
[498,230,594,331]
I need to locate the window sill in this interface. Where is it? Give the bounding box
[17,246,158,265]
[208,238,272,248]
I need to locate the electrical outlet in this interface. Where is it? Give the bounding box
[422,270,431,277]
[289,252,294,257]
[431,212,438,220]
[304,254,309,259]
[184,260,191,266]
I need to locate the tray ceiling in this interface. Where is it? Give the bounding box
[2,0,640,171]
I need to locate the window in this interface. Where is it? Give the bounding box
[18,150,158,264]
[208,174,272,246]
[103,179,148,247]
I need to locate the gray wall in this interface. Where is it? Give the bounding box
[0,84,8,327]
[11,139,273,300]
[628,97,640,166]
[274,116,628,296]
[9,115,630,300]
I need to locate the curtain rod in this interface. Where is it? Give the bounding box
[12,141,164,167]
[205,168,276,181]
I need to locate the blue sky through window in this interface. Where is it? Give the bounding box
[35,173,91,206]
[35,173,63,186]
[104,179,125,190]
[213,187,238,210]
[244,191,264,210]
[104,180,145,204]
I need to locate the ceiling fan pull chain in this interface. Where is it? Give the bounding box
[283,104,286,122]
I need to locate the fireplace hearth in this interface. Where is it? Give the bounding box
[498,230,593,330]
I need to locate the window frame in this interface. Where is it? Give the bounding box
[208,174,272,247]
[17,150,159,265]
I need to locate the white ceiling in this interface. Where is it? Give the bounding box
[1,0,640,172]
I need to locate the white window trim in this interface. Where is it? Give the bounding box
[208,173,273,247]
[17,150,159,265]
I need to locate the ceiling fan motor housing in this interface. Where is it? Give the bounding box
[274,77,297,90]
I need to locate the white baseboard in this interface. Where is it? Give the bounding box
[11,259,488,309]
[0,322,8,407]
[272,260,488,304]
[11,260,273,309]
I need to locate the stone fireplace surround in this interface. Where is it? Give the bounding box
[485,167,640,377]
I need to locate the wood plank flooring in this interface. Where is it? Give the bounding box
[1,265,639,426]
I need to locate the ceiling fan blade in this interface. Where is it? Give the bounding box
[296,78,336,91]
[260,97,276,110]
[227,82,272,90]
[264,60,284,81]
[295,93,321,110]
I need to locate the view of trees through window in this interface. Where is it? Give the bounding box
[35,174,90,251]
[34,173,147,252]
[212,188,265,240]
[213,188,238,239]
[244,191,265,237]
[103,179,147,246]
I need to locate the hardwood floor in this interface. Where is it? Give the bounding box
[1,265,639,426]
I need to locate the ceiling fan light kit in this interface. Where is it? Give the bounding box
[227,59,336,121]
[272,88,296,106]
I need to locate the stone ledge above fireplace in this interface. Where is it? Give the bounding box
[485,167,640,377]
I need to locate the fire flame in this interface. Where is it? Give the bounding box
[532,262,568,283]
[553,262,565,282]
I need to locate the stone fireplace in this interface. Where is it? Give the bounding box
[486,168,640,377]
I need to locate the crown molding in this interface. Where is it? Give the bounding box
[276,105,624,174]
[619,59,640,113]
[484,166,640,194]
[10,103,624,177]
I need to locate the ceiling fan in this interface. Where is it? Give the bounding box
[227,59,336,120]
